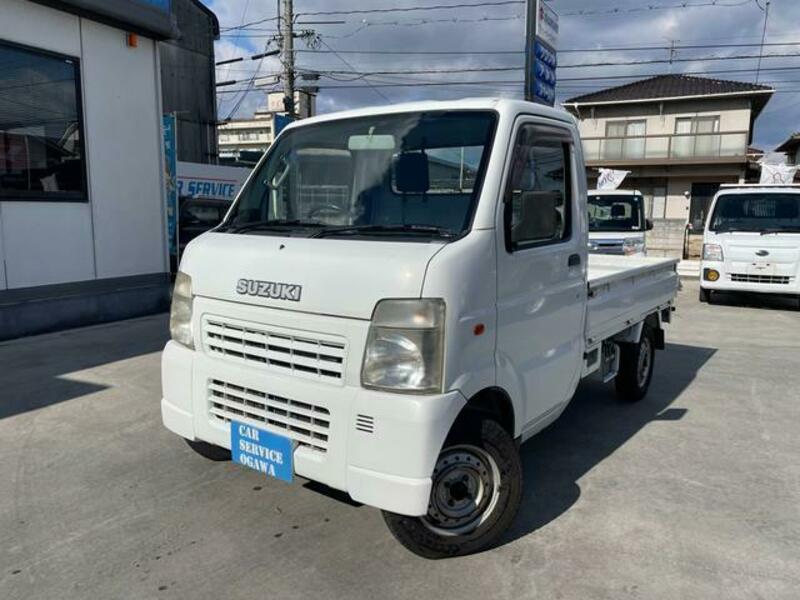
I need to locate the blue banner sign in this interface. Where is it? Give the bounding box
[535,61,557,87]
[274,114,295,137]
[231,421,294,482]
[534,80,556,106]
[526,0,559,106]
[162,114,178,257]
[535,40,557,69]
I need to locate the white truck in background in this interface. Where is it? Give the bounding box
[587,189,653,256]
[162,99,679,558]
[700,184,800,304]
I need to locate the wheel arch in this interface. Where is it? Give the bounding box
[453,387,516,439]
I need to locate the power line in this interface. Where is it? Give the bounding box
[755,0,771,83]
[318,38,392,104]
[296,52,800,78]
[296,1,524,18]
[560,51,800,69]
[226,64,796,90]
[560,0,754,17]
[291,41,800,56]
[221,14,524,38]
[215,41,800,66]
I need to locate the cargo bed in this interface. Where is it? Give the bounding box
[586,254,679,346]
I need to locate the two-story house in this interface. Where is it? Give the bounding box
[776,133,800,165]
[564,75,774,257]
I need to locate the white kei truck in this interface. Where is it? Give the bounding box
[162,99,679,558]
[700,184,800,304]
[587,189,653,256]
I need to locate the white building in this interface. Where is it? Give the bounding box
[0,0,176,340]
[218,91,316,162]
[564,75,774,257]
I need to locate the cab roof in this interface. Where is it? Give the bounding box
[281,98,577,132]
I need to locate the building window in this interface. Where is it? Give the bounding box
[0,40,86,201]
[673,116,721,158]
[603,120,646,160]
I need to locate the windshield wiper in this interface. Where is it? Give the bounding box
[226,219,325,234]
[713,227,754,233]
[312,224,457,239]
[760,227,800,235]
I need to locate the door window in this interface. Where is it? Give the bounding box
[504,125,571,251]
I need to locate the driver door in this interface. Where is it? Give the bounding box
[495,119,587,434]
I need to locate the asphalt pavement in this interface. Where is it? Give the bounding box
[1,280,799,599]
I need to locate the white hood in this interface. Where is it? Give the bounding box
[179,232,446,320]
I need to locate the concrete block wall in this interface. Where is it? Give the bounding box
[648,219,687,258]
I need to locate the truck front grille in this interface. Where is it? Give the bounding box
[208,379,330,453]
[203,317,346,384]
[589,241,624,255]
[730,273,791,285]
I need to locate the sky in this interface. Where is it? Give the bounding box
[203,0,800,150]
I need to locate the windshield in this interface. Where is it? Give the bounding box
[587,194,645,231]
[222,110,497,240]
[709,193,800,233]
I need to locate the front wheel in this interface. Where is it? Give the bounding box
[699,287,711,303]
[382,417,522,559]
[615,326,655,402]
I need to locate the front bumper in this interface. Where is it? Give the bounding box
[700,261,800,295]
[161,340,466,516]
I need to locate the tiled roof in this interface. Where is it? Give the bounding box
[565,74,773,104]
[775,133,800,153]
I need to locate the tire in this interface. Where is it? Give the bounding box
[184,438,231,462]
[698,287,710,303]
[382,417,522,559]
[615,325,655,403]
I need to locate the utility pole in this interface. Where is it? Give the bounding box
[281,0,295,116]
[755,0,771,84]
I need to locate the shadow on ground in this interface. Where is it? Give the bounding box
[0,315,168,419]
[503,341,716,546]
[706,290,800,312]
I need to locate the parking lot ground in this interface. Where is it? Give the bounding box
[1,280,799,600]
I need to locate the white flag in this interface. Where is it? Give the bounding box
[596,168,631,190]
[759,162,799,185]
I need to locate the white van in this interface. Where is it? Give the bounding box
[700,184,800,303]
[162,98,678,558]
[587,189,653,256]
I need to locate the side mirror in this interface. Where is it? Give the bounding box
[646,218,654,231]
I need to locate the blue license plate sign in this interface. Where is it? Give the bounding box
[231,421,293,482]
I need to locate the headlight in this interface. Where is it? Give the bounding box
[623,238,646,256]
[169,271,194,349]
[703,243,724,261]
[361,299,445,393]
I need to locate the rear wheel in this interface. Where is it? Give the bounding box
[615,326,655,403]
[382,417,522,559]
[184,439,231,461]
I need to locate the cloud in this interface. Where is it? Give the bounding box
[203,0,800,150]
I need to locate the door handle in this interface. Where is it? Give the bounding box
[568,253,581,267]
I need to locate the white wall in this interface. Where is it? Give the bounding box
[575,97,753,139]
[0,0,167,291]
[80,19,166,279]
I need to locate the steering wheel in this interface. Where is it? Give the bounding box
[308,204,349,221]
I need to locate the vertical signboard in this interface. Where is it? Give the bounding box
[163,113,178,262]
[525,0,559,106]
[274,114,295,137]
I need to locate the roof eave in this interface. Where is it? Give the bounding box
[563,89,774,108]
